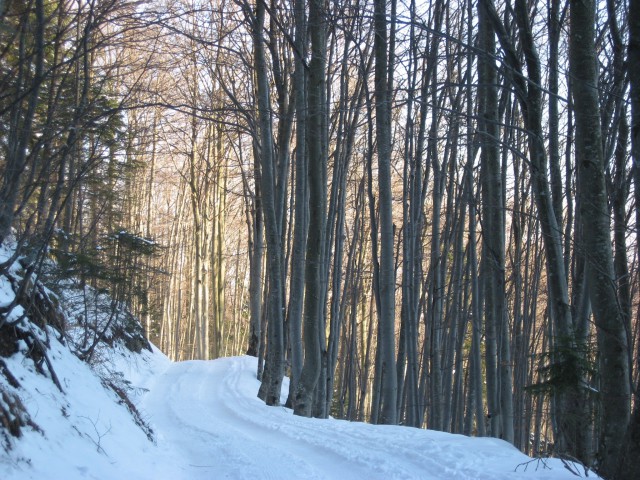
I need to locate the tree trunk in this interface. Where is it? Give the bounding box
[246,149,263,358]
[478,0,512,441]
[0,0,45,246]
[294,0,326,417]
[618,0,640,474]
[254,0,285,406]
[286,0,308,405]
[372,0,398,425]
[569,0,631,474]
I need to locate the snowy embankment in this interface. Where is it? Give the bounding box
[2,344,593,479]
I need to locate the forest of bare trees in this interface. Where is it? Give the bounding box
[1,0,639,477]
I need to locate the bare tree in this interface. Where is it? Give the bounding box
[294,0,326,417]
[0,0,45,247]
[252,0,285,405]
[477,0,513,443]
[569,0,630,474]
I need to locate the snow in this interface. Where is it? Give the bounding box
[0,238,595,479]
[1,341,594,480]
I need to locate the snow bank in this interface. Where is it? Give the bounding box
[0,329,164,479]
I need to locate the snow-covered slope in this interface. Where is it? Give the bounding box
[0,338,164,480]
[2,343,593,479]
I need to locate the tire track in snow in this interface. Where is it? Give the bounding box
[142,361,263,479]
[202,358,364,479]
[140,356,577,480]
[211,357,438,479]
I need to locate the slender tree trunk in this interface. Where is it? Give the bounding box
[254,0,285,405]
[246,148,263,358]
[286,0,308,405]
[569,0,631,473]
[478,0,508,440]
[0,0,45,246]
[372,0,398,425]
[548,0,564,237]
[616,0,640,474]
[294,0,326,417]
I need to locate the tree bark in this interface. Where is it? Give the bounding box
[619,0,640,474]
[372,0,398,425]
[286,0,308,406]
[477,0,513,441]
[294,0,326,417]
[253,0,285,406]
[569,0,631,474]
[0,0,45,246]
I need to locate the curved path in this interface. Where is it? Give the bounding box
[139,356,582,480]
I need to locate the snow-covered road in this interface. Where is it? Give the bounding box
[139,355,584,480]
[0,241,597,480]
[1,340,592,480]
